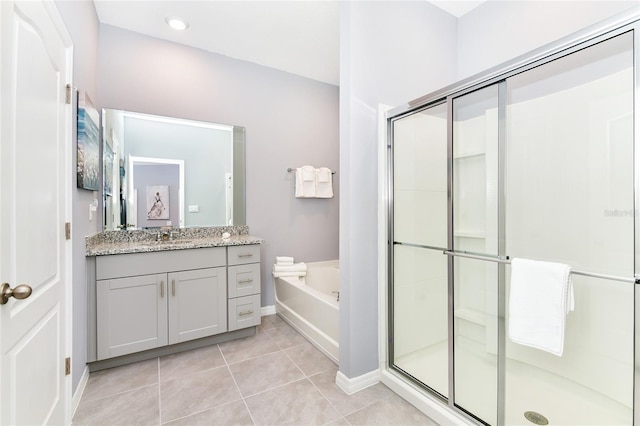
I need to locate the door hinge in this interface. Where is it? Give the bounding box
[65,84,74,105]
[65,222,71,240]
[65,357,71,376]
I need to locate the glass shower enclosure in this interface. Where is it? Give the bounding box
[388,21,637,426]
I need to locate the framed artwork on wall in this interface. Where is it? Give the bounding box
[103,143,114,196]
[146,185,169,220]
[77,90,100,191]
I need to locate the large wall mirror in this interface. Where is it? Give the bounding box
[102,109,246,230]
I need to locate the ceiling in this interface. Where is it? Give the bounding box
[93,1,485,87]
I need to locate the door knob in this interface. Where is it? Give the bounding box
[0,283,32,305]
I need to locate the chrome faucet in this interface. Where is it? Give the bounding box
[156,230,174,241]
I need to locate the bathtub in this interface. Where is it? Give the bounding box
[273,260,339,364]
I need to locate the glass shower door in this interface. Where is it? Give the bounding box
[452,84,501,424]
[388,22,637,426]
[390,103,449,398]
[503,31,634,425]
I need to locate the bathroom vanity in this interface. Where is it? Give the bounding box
[85,226,262,370]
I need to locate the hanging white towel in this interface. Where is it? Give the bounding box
[508,258,574,356]
[316,167,333,198]
[295,166,317,198]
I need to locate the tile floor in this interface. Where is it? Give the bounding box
[73,314,438,425]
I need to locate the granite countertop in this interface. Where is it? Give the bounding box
[86,226,264,256]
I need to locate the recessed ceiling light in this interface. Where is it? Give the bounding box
[166,16,189,31]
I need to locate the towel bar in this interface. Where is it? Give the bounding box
[442,250,639,284]
[287,167,336,174]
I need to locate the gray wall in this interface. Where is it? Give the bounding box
[55,0,101,395]
[97,23,340,307]
[339,1,458,379]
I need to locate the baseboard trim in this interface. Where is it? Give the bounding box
[335,369,381,395]
[72,366,90,417]
[261,305,276,316]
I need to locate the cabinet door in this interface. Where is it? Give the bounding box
[97,274,168,360]
[168,267,227,344]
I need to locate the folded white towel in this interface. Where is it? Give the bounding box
[295,166,316,198]
[273,263,307,273]
[316,167,333,198]
[272,271,306,278]
[276,256,294,266]
[508,258,574,356]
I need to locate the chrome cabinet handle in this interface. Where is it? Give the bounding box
[238,279,253,284]
[0,283,32,305]
[239,310,253,316]
[172,280,176,297]
[160,281,164,298]
[237,253,253,258]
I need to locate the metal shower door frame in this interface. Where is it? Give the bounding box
[386,10,640,426]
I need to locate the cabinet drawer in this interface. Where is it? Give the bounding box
[228,263,261,298]
[228,294,261,331]
[97,247,226,280]
[227,244,261,266]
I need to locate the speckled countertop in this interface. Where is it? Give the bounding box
[86,226,263,256]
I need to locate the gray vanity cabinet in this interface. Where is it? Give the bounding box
[227,245,261,331]
[94,247,227,361]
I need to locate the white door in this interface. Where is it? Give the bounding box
[0,1,72,425]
